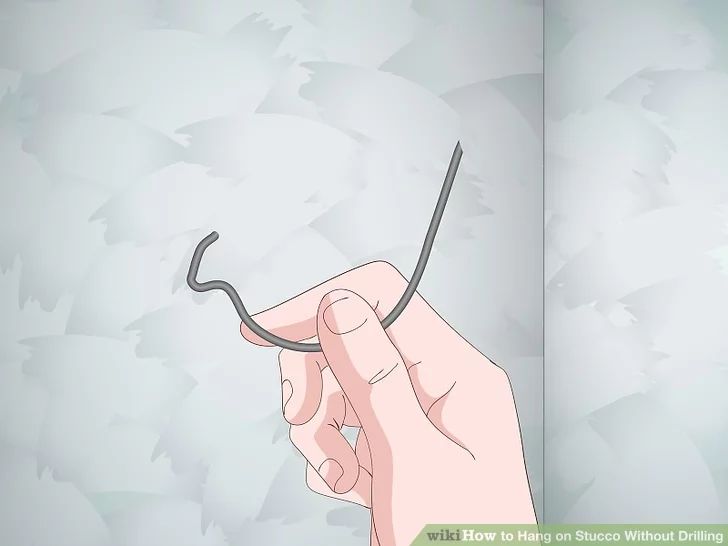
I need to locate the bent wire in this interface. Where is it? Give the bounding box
[187,141,463,353]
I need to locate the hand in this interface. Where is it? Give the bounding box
[241,261,536,545]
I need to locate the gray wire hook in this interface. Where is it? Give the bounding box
[187,141,463,352]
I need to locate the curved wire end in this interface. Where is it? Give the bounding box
[186,229,324,353]
[187,231,220,292]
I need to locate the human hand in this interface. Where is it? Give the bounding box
[241,261,536,545]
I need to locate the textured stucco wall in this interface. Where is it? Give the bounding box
[0,1,543,544]
[545,0,728,524]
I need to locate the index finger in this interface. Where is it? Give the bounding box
[240,261,407,346]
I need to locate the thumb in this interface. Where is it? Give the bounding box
[316,289,434,450]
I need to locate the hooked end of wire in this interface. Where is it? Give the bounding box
[187,231,220,292]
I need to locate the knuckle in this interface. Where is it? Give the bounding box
[368,260,406,286]
[305,468,316,489]
[277,350,289,379]
[367,362,399,385]
[305,466,325,493]
[278,348,299,375]
[358,261,408,310]
[321,389,345,419]
[328,261,409,315]
[288,425,307,448]
[321,287,356,303]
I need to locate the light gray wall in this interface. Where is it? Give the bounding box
[546,0,728,524]
[0,1,543,544]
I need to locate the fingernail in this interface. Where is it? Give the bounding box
[281,379,293,417]
[322,296,368,335]
[318,458,344,491]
